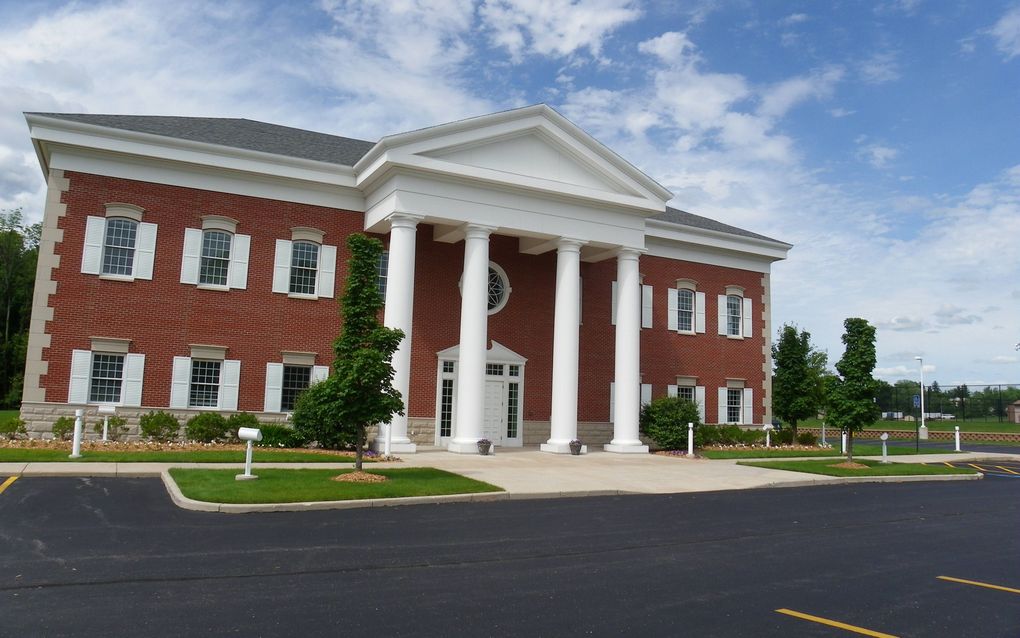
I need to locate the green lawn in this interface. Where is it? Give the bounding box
[0,409,19,422]
[800,417,1020,434]
[170,467,503,504]
[0,447,364,463]
[738,459,978,477]
[699,444,958,459]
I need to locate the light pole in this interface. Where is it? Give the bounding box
[915,356,927,449]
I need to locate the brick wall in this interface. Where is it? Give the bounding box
[27,171,770,437]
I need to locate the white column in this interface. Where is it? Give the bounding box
[606,248,648,453]
[543,238,585,454]
[448,224,495,454]
[375,213,422,454]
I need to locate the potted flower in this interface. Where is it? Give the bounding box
[569,439,583,455]
[477,438,492,455]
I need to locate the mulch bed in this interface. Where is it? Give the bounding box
[0,439,371,458]
[332,471,388,483]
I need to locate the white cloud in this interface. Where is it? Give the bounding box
[933,305,982,326]
[758,66,844,119]
[859,51,901,84]
[479,0,642,62]
[876,317,927,332]
[857,142,899,169]
[989,6,1020,60]
[828,107,855,118]
[974,355,1019,364]
[780,13,809,26]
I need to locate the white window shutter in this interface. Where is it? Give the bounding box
[743,298,753,338]
[609,382,615,423]
[170,357,191,409]
[611,281,617,325]
[229,233,251,290]
[122,353,145,406]
[641,383,652,406]
[219,359,241,410]
[311,365,329,383]
[695,292,706,333]
[272,239,292,294]
[743,388,754,425]
[318,244,337,298]
[263,362,283,413]
[641,285,653,329]
[717,387,728,424]
[695,386,706,423]
[667,288,678,332]
[134,222,158,280]
[69,350,91,403]
[180,228,202,284]
[717,295,728,335]
[81,217,106,275]
[667,384,677,398]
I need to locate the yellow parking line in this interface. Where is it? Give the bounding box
[967,463,989,472]
[937,576,1020,595]
[775,608,899,637]
[0,476,17,494]
[994,465,1020,475]
[942,462,956,468]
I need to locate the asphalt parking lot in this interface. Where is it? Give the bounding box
[1,476,1018,636]
[932,459,1020,478]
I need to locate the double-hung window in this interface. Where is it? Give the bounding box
[170,348,240,410]
[717,383,754,425]
[727,388,742,423]
[264,357,329,412]
[678,289,694,332]
[81,204,157,280]
[668,280,705,334]
[180,216,250,289]
[377,250,389,298]
[717,286,753,338]
[68,340,145,406]
[272,228,336,299]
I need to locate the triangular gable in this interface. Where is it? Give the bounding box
[355,104,672,212]
[436,340,528,364]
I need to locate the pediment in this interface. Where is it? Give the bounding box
[422,131,634,196]
[436,340,528,364]
[356,105,672,210]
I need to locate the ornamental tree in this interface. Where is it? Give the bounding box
[772,324,827,444]
[826,317,881,463]
[292,233,404,471]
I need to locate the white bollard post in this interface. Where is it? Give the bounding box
[70,409,83,458]
[841,431,847,454]
[821,420,827,445]
[954,426,961,452]
[236,427,262,481]
[243,440,254,477]
[384,422,392,458]
[687,422,694,456]
[880,432,890,464]
[763,424,774,448]
[102,416,109,442]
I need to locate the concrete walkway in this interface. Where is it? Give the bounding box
[2,447,1011,513]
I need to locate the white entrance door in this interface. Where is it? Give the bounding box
[482,380,505,444]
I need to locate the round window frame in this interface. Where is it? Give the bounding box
[459,261,512,316]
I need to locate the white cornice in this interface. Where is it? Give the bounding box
[645,218,791,261]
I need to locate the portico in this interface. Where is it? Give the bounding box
[356,105,673,454]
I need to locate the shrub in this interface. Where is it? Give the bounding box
[0,416,27,440]
[639,396,703,450]
[140,411,180,442]
[255,423,310,448]
[185,412,229,443]
[52,416,76,441]
[775,429,794,445]
[699,425,765,446]
[92,415,128,441]
[796,431,818,446]
[226,412,260,443]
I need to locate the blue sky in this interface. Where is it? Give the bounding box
[1,0,1018,385]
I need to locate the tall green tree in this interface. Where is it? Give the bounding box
[772,324,826,443]
[826,318,880,463]
[291,234,404,471]
[0,209,40,407]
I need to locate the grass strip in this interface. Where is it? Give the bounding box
[700,444,957,459]
[738,458,977,477]
[169,467,503,503]
[0,448,362,463]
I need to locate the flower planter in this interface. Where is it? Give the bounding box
[569,440,583,455]
[477,439,492,455]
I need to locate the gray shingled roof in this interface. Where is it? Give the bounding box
[30,113,782,245]
[27,113,376,166]
[652,206,784,244]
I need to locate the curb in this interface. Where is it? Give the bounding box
[758,472,983,490]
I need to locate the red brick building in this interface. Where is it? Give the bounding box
[21,105,790,453]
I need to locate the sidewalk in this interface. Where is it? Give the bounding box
[2,447,1008,510]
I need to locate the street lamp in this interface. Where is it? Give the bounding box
[914,356,927,448]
